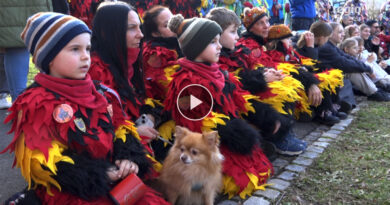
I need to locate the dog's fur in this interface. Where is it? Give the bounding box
[158,126,223,205]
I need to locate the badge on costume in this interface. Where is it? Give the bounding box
[251,48,261,58]
[53,104,73,123]
[107,104,113,117]
[74,118,86,132]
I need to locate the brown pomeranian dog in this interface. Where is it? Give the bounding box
[158,126,223,205]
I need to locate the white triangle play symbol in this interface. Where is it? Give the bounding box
[190,95,202,110]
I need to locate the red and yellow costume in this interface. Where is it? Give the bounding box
[234,32,307,117]
[163,58,293,198]
[142,37,182,100]
[1,74,168,205]
[69,0,101,28]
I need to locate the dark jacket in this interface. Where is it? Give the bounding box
[296,45,319,60]
[318,41,372,74]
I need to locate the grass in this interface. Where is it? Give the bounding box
[280,101,390,204]
[27,58,39,86]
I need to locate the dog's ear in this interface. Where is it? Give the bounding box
[203,131,219,147]
[174,126,188,141]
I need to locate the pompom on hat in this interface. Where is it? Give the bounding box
[267,24,293,41]
[21,12,91,73]
[168,14,222,61]
[243,7,268,30]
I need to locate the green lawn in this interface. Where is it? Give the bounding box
[281,101,390,204]
[27,58,39,86]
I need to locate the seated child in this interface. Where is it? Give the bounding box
[142,5,182,100]
[353,36,390,92]
[1,12,168,205]
[164,14,288,199]
[339,37,390,101]
[265,24,344,125]
[206,7,307,154]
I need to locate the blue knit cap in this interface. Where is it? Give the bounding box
[21,12,91,73]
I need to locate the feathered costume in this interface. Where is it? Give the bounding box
[89,54,170,173]
[142,37,182,100]
[1,74,169,205]
[165,0,203,18]
[265,42,344,117]
[163,58,293,198]
[233,32,306,117]
[69,0,101,28]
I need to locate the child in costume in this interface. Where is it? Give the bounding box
[206,7,307,155]
[142,6,182,100]
[1,12,168,205]
[89,2,170,162]
[164,14,300,199]
[265,24,344,125]
[234,7,313,120]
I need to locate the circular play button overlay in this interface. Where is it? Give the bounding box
[177,84,213,121]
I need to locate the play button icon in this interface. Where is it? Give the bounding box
[177,84,213,121]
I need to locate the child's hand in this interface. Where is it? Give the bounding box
[137,125,159,142]
[264,68,285,82]
[115,160,139,179]
[368,72,376,79]
[304,32,315,48]
[107,166,120,182]
[367,53,376,63]
[371,36,380,45]
[308,84,322,107]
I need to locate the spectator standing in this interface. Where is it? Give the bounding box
[290,0,316,31]
[0,0,52,102]
[0,52,11,109]
[380,0,390,34]
[267,0,284,25]
[340,14,354,27]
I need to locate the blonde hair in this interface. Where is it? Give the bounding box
[344,25,359,39]
[359,24,369,31]
[339,38,358,52]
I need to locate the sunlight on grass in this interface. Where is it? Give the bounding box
[27,57,39,86]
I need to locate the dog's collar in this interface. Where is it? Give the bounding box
[191,183,203,191]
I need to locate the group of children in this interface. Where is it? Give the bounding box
[2,1,369,204]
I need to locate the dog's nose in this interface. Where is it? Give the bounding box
[180,155,188,163]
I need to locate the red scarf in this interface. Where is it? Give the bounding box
[178,58,225,91]
[127,47,140,86]
[35,73,108,109]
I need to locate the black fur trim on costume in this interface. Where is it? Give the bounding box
[113,134,151,179]
[239,69,268,94]
[140,104,170,128]
[150,139,171,162]
[52,151,112,200]
[243,100,293,141]
[217,118,259,155]
[290,68,320,90]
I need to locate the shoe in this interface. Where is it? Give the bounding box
[0,95,11,109]
[335,111,348,120]
[367,90,390,101]
[339,101,352,114]
[314,112,340,126]
[269,133,306,156]
[288,130,307,148]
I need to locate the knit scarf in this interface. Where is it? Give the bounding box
[178,58,225,91]
[35,73,108,109]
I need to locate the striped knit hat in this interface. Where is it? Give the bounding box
[21,12,91,73]
[168,14,222,60]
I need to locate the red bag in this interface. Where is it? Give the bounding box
[110,174,147,205]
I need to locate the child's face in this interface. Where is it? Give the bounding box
[220,24,239,50]
[358,44,364,53]
[127,10,144,48]
[195,34,222,63]
[249,16,270,38]
[330,25,345,44]
[345,42,359,57]
[361,28,370,40]
[49,33,91,79]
